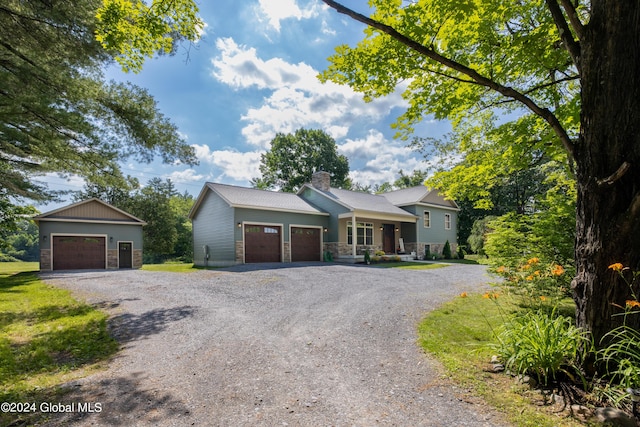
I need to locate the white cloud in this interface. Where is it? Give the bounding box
[193,144,263,182]
[211,37,408,149]
[338,130,433,187]
[256,0,320,32]
[167,168,208,184]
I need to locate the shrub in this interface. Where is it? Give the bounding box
[595,263,640,407]
[598,325,640,391]
[443,240,452,259]
[493,257,572,306]
[494,309,589,387]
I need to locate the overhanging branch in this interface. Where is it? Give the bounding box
[545,0,582,74]
[559,0,585,40]
[321,0,577,159]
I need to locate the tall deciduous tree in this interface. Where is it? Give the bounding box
[95,0,203,73]
[320,0,640,351]
[253,129,350,192]
[0,0,197,231]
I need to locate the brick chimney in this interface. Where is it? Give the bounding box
[311,171,331,191]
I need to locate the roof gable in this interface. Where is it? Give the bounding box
[382,186,459,210]
[189,183,328,218]
[34,198,146,224]
[300,185,417,219]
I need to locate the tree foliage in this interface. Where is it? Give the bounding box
[0,219,39,262]
[96,0,203,73]
[75,178,195,263]
[0,0,197,233]
[320,0,640,350]
[254,129,350,192]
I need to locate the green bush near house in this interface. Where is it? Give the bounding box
[443,240,452,259]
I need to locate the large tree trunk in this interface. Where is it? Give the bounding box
[573,1,640,352]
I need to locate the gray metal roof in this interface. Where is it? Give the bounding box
[310,186,417,218]
[382,186,459,210]
[381,186,431,205]
[206,183,328,215]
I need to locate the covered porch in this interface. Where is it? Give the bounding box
[323,211,418,263]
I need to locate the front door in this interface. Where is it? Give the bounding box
[383,224,395,254]
[119,242,132,268]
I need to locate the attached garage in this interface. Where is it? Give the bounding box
[190,183,329,267]
[35,198,146,271]
[291,227,322,262]
[244,225,282,263]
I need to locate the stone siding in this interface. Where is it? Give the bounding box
[133,249,143,268]
[40,249,51,271]
[235,241,244,263]
[107,249,118,269]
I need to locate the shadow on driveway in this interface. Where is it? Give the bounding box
[108,306,198,343]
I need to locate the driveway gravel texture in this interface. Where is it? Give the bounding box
[39,262,509,427]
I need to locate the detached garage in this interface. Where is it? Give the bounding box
[35,198,146,271]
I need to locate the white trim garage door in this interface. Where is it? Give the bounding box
[244,225,282,263]
[53,236,106,270]
[291,227,321,262]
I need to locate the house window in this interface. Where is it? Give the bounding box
[423,210,431,228]
[444,214,451,230]
[347,221,373,245]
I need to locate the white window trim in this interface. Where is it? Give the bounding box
[347,221,374,245]
[423,210,431,228]
[444,214,451,230]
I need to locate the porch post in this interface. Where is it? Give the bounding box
[352,212,357,257]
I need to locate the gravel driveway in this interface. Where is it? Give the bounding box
[40,263,508,426]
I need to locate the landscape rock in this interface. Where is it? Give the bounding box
[594,407,636,427]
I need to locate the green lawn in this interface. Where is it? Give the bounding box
[0,262,118,426]
[0,261,39,276]
[371,261,450,270]
[141,262,199,273]
[418,292,583,427]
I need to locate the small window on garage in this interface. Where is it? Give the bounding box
[264,227,279,234]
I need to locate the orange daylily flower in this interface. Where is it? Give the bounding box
[460,292,468,298]
[551,264,565,276]
[608,263,624,272]
[626,300,640,309]
[527,257,540,265]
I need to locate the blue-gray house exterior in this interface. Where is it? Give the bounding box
[190,171,459,266]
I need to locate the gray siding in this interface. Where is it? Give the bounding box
[419,208,457,245]
[192,191,235,266]
[299,187,349,242]
[39,221,143,250]
[234,208,328,241]
[400,204,458,246]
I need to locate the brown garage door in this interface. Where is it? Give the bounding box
[244,225,281,263]
[53,236,106,270]
[291,227,321,262]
